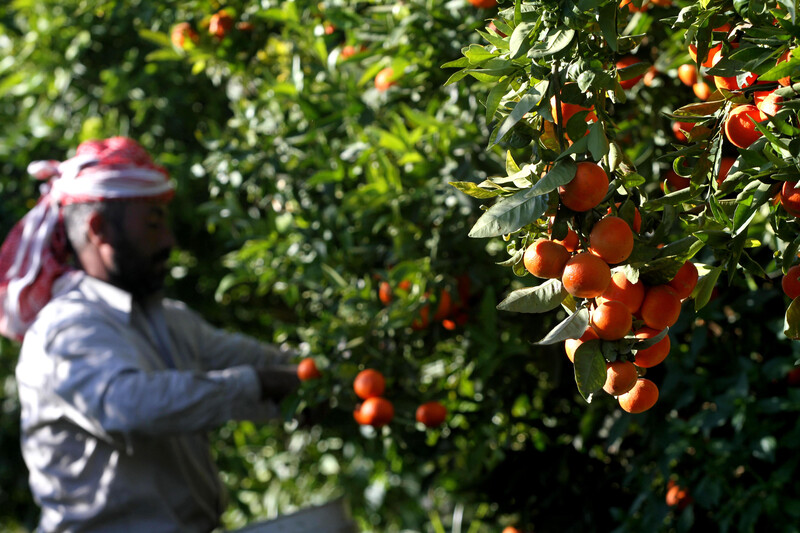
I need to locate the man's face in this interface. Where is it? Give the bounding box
[106,201,175,301]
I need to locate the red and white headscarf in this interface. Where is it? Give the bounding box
[0,137,174,340]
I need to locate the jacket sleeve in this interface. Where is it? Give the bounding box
[164,299,295,371]
[44,316,280,441]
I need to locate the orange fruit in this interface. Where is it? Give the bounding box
[549,217,580,252]
[780,181,800,217]
[562,252,612,299]
[689,42,723,68]
[603,360,639,396]
[378,281,393,305]
[618,378,659,413]
[633,327,671,368]
[754,89,783,118]
[297,358,321,381]
[341,45,358,60]
[523,239,571,279]
[643,66,659,87]
[671,121,695,143]
[416,401,447,427]
[356,397,394,427]
[777,48,794,86]
[620,0,647,13]
[724,105,763,149]
[589,216,634,264]
[171,22,199,48]
[550,95,597,142]
[606,203,641,232]
[209,11,234,39]
[375,67,396,91]
[640,285,682,330]
[666,480,693,510]
[782,265,800,299]
[468,0,498,7]
[677,64,697,86]
[502,528,522,533]
[564,327,600,363]
[716,156,736,185]
[591,300,633,340]
[411,302,430,330]
[693,82,712,101]
[354,369,386,399]
[664,169,690,191]
[667,261,698,300]
[433,289,453,321]
[596,271,645,313]
[617,56,644,89]
[558,162,609,212]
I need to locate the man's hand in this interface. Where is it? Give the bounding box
[256,365,300,402]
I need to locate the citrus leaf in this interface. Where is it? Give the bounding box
[490,80,548,147]
[632,327,668,351]
[527,28,575,59]
[449,181,505,199]
[535,307,590,345]
[587,121,609,161]
[694,265,723,311]
[496,279,567,313]
[486,77,512,122]
[509,22,537,59]
[574,340,606,403]
[597,3,618,52]
[785,297,800,340]
[468,188,548,238]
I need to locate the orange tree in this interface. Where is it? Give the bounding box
[2,0,800,531]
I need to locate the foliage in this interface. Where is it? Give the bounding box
[1,0,800,532]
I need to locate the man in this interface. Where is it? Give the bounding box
[0,137,300,532]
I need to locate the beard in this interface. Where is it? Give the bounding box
[107,234,172,302]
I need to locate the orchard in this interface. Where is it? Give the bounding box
[1,0,800,532]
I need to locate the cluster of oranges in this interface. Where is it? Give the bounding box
[523,160,700,412]
[378,276,470,331]
[170,10,252,49]
[296,359,448,429]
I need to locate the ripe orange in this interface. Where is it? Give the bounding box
[606,203,641,232]
[589,216,634,264]
[502,528,522,533]
[724,105,763,148]
[209,11,234,39]
[754,90,783,117]
[375,67,396,91]
[171,22,199,48]
[523,239,571,279]
[596,271,645,313]
[716,156,736,185]
[297,358,321,381]
[564,327,600,363]
[693,82,712,101]
[713,67,758,92]
[341,45,357,60]
[550,95,597,142]
[468,0,498,7]
[643,66,659,87]
[667,261,699,300]
[619,0,647,12]
[671,121,695,143]
[780,181,800,217]
[782,265,800,299]
[689,42,723,68]
[677,64,697,86]
[777,48,794,86]
[354,369,386,399]
[558,162,609,212]
[618,378,659,413]
[666,480,693,511]
[416,401,447,427]
[603,360,638,396]
[664,169,690,191]
[633,327,671,368]
[562,252,612,299]
[434,289,453,321]
[591,300,633,340]
[356,397,394,427]
[617,56,644,89]
[378,281,393,305]
[411,301,430,330]
[640,285,682,330]
[549,217,580,252]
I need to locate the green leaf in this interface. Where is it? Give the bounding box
[574,340,606,403]
[758,57,799,82]
[510,22,537,59]
[529,159,577,195]
[468,188,549,238]
[464,44,499,65]
[450,181,505,199]
[597,3,618,52]
[535,307,590,345]
[527,28,575,59]
[139,29,172,48]
[587,121,610,161]
[496,279,567,313]
[506,150,522,175]
[784,234,800,272]
[490,82,548,147]
[441,57,470,69]
[785,297,800,340]
[695,265,723,311]
[486,78,512,122]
